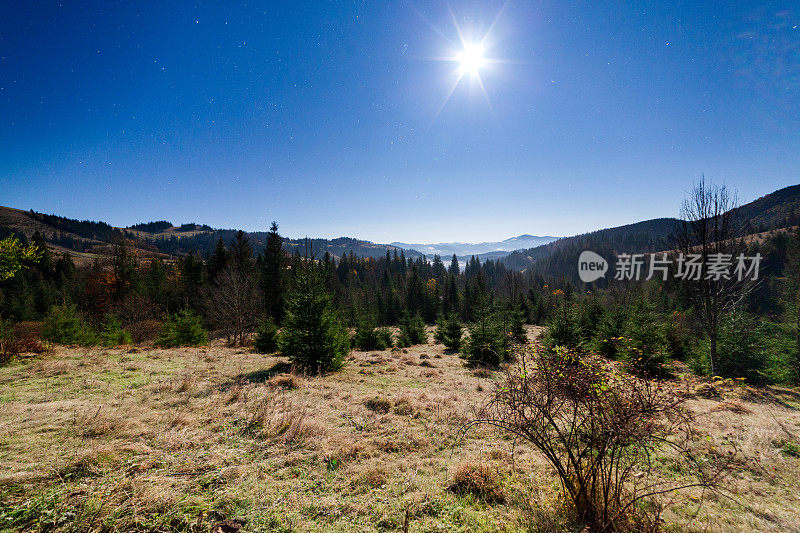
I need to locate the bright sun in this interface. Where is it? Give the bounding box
[456,43,486,75]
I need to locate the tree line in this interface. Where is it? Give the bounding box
[2,182,800,382]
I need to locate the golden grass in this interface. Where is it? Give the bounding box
[0,327,798,532]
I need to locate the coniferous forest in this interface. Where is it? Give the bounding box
[3,183,800,384]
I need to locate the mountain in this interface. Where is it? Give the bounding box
[502,184,800,276]
[0,206,420,264]
[502,218,679,273]
[391,234,558,258]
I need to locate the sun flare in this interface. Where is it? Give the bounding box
[456,43,486,75]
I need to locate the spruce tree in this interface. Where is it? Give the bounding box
[397,311,428,347]
[261,222,285,324]
[229,230,254,273]
[435,312,463,351]
[464,294,508,367]
[448,254,460,276]
[208,238,229,280]
[279,255,349,374]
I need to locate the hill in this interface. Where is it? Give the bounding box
[503,184,800,277]
[0,207,419,263]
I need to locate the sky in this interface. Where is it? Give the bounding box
[1,1,799,243]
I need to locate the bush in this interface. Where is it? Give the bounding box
[1,321,46,364]
[396,312,427,347]
[253,318,279,353]
[353,317,392,350]
[475,344,735,531]
[0,320,17,365]
[156,310,207,348]
[99,315,132,346]
[435,313,463,351]
[42,304,96,346]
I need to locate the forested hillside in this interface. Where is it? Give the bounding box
[503,184,800,279]
[0,207,419,262]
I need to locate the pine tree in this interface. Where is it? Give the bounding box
[397,311,428,347]
[448,254,460,276]
[208,238,229,280]
[443,274,459,315]
[230,230,254,272]
[464,293,508,367]
[406,264,424,314]
[435,312,463,351]
[432,254,446,279]
[279,255,349,374]
[261,222,285,324]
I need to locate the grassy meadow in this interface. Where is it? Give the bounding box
[1,327,800,532]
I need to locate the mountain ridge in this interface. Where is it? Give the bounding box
[391,234,558,258]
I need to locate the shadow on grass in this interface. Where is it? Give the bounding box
[220,360,292,390]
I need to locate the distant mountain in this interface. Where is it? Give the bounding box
[391,234,558,258]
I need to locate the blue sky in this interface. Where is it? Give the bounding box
[1,1,798,243]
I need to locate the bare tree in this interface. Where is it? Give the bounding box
[672,178,750,376]
[203,267,261,345]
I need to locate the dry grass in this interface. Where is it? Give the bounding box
[447,462,506,503]
[0,326,798,532]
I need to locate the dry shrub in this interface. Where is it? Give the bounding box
[33,358,71,377]
[468,344,737,532]
[364,397,392,414]
[13,321,47,353]
[447,462,505,503]
[471,368,492,378]
[1,320,47,364]
[378,434,428,454]
[378,438,402,453]
[268,373,302,390]
[113,294,163,343]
